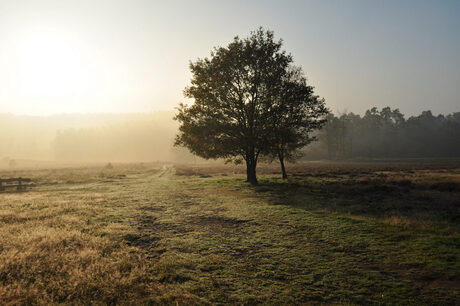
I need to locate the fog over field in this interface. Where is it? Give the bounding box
[0,112,198,165]
[2,107,459,168]
[0,0,459,304]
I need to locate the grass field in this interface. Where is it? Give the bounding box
[0,160,459,304]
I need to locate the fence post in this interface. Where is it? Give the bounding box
[17,177,22,191]
[0,179,3,191]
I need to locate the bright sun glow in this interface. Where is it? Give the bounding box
[16,31,89,98]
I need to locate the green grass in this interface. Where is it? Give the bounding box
[0,162,459,304]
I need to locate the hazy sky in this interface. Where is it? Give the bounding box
[0,0,459,116]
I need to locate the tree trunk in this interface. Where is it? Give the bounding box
[245,152,258,185]
[278,151,288,179]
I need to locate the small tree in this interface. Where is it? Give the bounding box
[268,67,328,178]
[175,28,291,184]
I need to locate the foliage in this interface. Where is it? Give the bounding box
[306,107,460,159]
[267,66,328,178]
[175,28,327,183]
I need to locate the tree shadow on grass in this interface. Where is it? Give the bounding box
[251,176,460,223]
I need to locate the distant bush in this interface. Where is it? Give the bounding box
[392,179,412,187]
[430,182,459,192]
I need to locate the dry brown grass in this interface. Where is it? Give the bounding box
[0,160,459,304]
[0,164,200,304]
[0,162,160,185]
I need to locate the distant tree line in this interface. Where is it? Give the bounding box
[303,107,460,160]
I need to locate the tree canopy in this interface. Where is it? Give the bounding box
[267,66,328,178]
[175,28,328,184]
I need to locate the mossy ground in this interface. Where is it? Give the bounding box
[0,161,459,304]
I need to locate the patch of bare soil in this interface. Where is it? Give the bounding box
[125,215,179,259]
[187,215,250,229]
[136,215,189,235]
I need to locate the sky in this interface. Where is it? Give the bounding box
[0,0,459,116]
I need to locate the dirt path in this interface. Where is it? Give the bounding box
[1,164,457,304]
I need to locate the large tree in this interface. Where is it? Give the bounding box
[174,28,325,184]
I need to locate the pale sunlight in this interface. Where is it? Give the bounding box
[13,30,92,111]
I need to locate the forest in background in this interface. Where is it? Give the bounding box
[303,107,460,160]
[0,107,459,167]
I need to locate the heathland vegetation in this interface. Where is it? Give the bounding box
[0,161,459,304]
